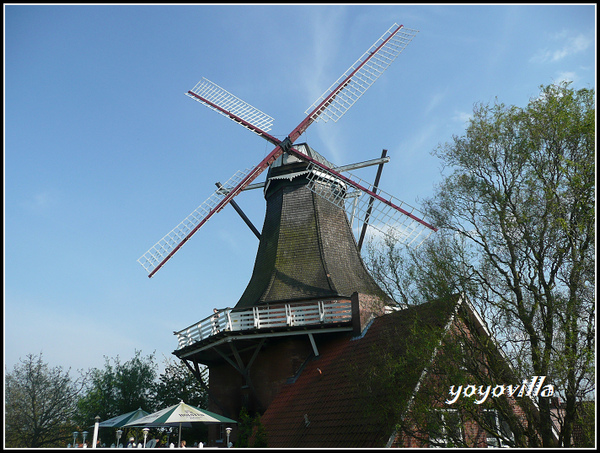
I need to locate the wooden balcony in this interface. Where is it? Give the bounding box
[174,299,353,352]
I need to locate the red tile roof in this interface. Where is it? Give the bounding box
[260,297,458,448]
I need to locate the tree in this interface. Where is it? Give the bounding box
[366,82,595,447]
[235,406,254,447]
[152,356,208,409]
[75,350,158,432]
[7,351,212,447]
[236,406,268,447]
[5,353,87,448]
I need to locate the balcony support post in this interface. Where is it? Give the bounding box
[308,333,319,357]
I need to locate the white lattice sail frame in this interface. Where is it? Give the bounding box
[186,77,274,133]
[306,162,434,247]
[304,24,418,124]
[138,168,252,275]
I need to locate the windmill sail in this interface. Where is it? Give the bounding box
[186,78,274,137]
[138,168,252,277]
[304,24,418,124]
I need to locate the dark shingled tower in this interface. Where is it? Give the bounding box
[235,143,390,309]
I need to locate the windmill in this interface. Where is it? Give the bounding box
[138,23,436,280]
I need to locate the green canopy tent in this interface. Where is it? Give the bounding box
[92,408,150,447]
[124,400,236,447]
[97,408,150,428]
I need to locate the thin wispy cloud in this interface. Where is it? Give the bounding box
[424,91,447,116]
[301,9,347,104]
[555,71,578,85]
[299,8,351,163]
[396,122,439,160]
[453,111,472,125]
[22,190,59,214]
[530,30,592,63]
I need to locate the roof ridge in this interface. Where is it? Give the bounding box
[312,189,337,294]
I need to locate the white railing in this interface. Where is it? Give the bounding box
[175,299,352,350]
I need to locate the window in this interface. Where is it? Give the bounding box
[483,409,514,447]
[428,409,464,447]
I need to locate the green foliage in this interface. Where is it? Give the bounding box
[235,406,253,447]
[366,82,595,447]
[76,350,158,429]
[152,356,208,409]
[5,353,86,448]
[428,82,594,447]
[359,313,447,423]
[235,406,268,447]
[252,413,268,447]
[7,351,213,448]
[572,401,595,447]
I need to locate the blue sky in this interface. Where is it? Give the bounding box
[5,4,595,375]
